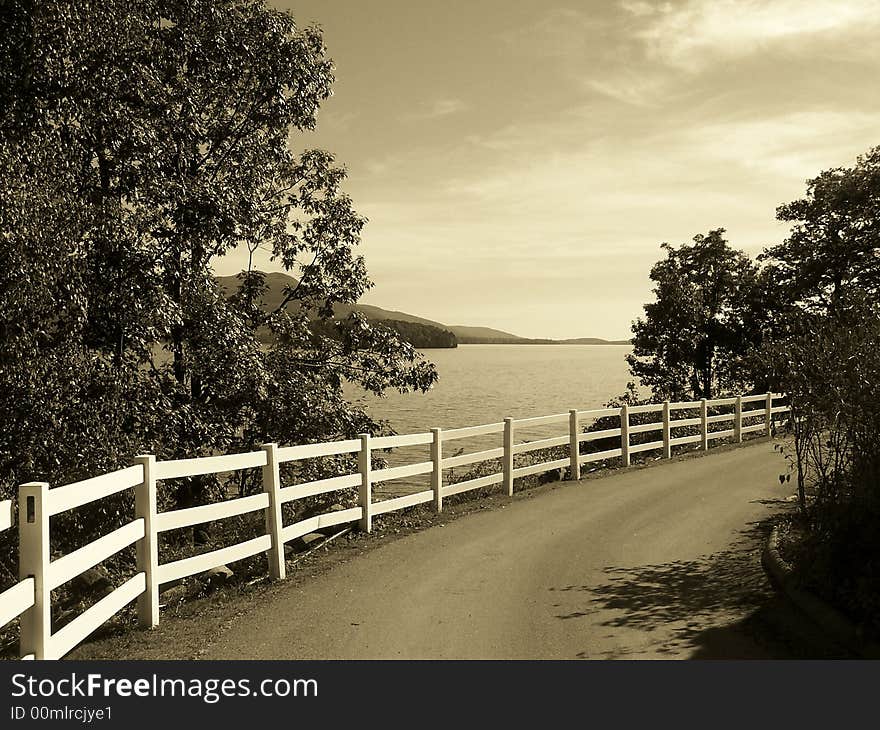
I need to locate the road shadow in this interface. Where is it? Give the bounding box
[552,516,849,659]
[687,598,850,659]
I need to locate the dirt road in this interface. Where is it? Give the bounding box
[198,441,835,659]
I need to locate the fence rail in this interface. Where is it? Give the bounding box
[0,392,789,659]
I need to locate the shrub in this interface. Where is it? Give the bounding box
[765,299,880,633]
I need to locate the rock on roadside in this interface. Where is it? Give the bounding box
[201,564,234,589]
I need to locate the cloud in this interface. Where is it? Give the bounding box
[584,73,668,107]
[496,5,668,106]
[620,0,661,17]
[405,98,466,120]
[500,8,612,58]
[629,0,880,69]
[685,110,880,179]
[426,104,880,277]
[318,108,360,132]
[577,0,880,105]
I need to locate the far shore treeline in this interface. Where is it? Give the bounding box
[0,1,878,644]
[218,272,459,349]
[217,270,630,348]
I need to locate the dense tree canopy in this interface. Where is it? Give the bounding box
[0,0,437,526]
[761,146,880,316]
[627,229,761,400]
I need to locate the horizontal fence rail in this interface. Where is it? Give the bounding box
[0,392,789,659]
[0,498,37,660]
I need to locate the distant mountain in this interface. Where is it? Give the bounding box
[447,325,522,342]
[334,303,449,331]
[214,271,630,345]
[448,326,629,345]
[216,272,446,325]
[216,271,297,312]
[557,337,632,345]
[215,272,458,348]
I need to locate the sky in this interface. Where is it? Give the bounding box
[214,0,880,340]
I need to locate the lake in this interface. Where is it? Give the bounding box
[349,344,635,434]
[346,344,635,494]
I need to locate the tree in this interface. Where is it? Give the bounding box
[0,0,437,561]
[761,146,880,316]
[627,229,760,400]
[754,146,880,636]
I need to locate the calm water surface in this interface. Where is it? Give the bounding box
[345,344,634,494]
[348,344,634,434]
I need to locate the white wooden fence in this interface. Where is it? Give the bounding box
[0,392,788,660]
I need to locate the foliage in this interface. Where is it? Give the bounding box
[627,229,761,400]
[761,146,880,316]
[751,144,880,634]
[762,299,880,632]
[311,317,457,350]
[0,0,437,582]
[368,319,457,350]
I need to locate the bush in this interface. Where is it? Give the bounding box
[765,299,880,634]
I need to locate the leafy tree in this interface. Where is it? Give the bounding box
[0,0,437,567]
[761,146,880,316]
[754,146,880,638]
[627,229,760,400]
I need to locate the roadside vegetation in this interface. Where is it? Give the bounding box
[762,302,880,635]
[626,147,880,638]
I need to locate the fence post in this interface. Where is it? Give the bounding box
[358,434,372,533]
[134,455,159,629]
[503,418,515,496]
[765,393,773,438]
[568,409,580,481]
[620,405,630,467]
[700,399,709,450]
[261,443,286,581]
[431,428,443,513]
[662,400,671,459]
[18,481,50,659]
[734,395,743,443]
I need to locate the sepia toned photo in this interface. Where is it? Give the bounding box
[1,0,878,669]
